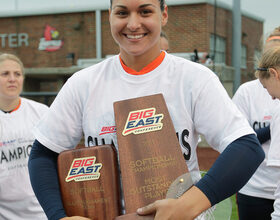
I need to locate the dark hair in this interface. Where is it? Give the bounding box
[110,0,165,11]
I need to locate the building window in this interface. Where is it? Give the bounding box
[241,45,247,68]
[254,49,261,69]
[210,34,226,64]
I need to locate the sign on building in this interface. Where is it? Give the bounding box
[38,25,63,52]
[0,33,29,48]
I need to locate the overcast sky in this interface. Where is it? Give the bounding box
[221,0,279,37]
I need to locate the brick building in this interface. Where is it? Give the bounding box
[0,0,263,102]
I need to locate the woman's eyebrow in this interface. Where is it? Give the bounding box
[113,4,156,10]
[139,4,156,8]
[113,5,127,10]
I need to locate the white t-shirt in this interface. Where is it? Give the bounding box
[34,52,254,182]
[232,79,280,199]
[267,104,280,167]
[0,98,48,220]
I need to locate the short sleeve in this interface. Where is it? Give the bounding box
[193,76,254,152]
[232,85,250,120]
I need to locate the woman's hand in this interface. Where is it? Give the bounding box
[137,198,193,220]
[137,186,211,220]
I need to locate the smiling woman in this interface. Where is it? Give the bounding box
[109,0,167,71]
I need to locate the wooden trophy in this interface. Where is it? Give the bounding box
[57,144,121,220]
[114,94,192,219]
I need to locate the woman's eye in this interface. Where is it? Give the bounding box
[15,72,22,77]
[116,10,128,17]
[0,72,9,76]
[140,9,152,15]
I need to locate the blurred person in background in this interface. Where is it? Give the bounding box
[256,43,280,220]
[160,31,169,52]
[0,53,48,220]
[233,26,280,220]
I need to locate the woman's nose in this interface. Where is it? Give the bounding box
[8,73,16,81]
[127,13,141,31]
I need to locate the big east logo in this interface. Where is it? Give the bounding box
[65,156,102,182]
[122,107,164,136]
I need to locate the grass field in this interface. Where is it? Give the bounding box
[230,195,238,220]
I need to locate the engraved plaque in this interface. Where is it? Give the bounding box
[114,94,190,214]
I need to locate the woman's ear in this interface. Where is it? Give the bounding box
[276,68,280,81]
[269,68,280,81]
[161,5,168,27]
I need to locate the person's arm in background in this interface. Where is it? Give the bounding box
[254,125,270,144]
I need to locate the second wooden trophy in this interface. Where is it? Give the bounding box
[57,144,121,219]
